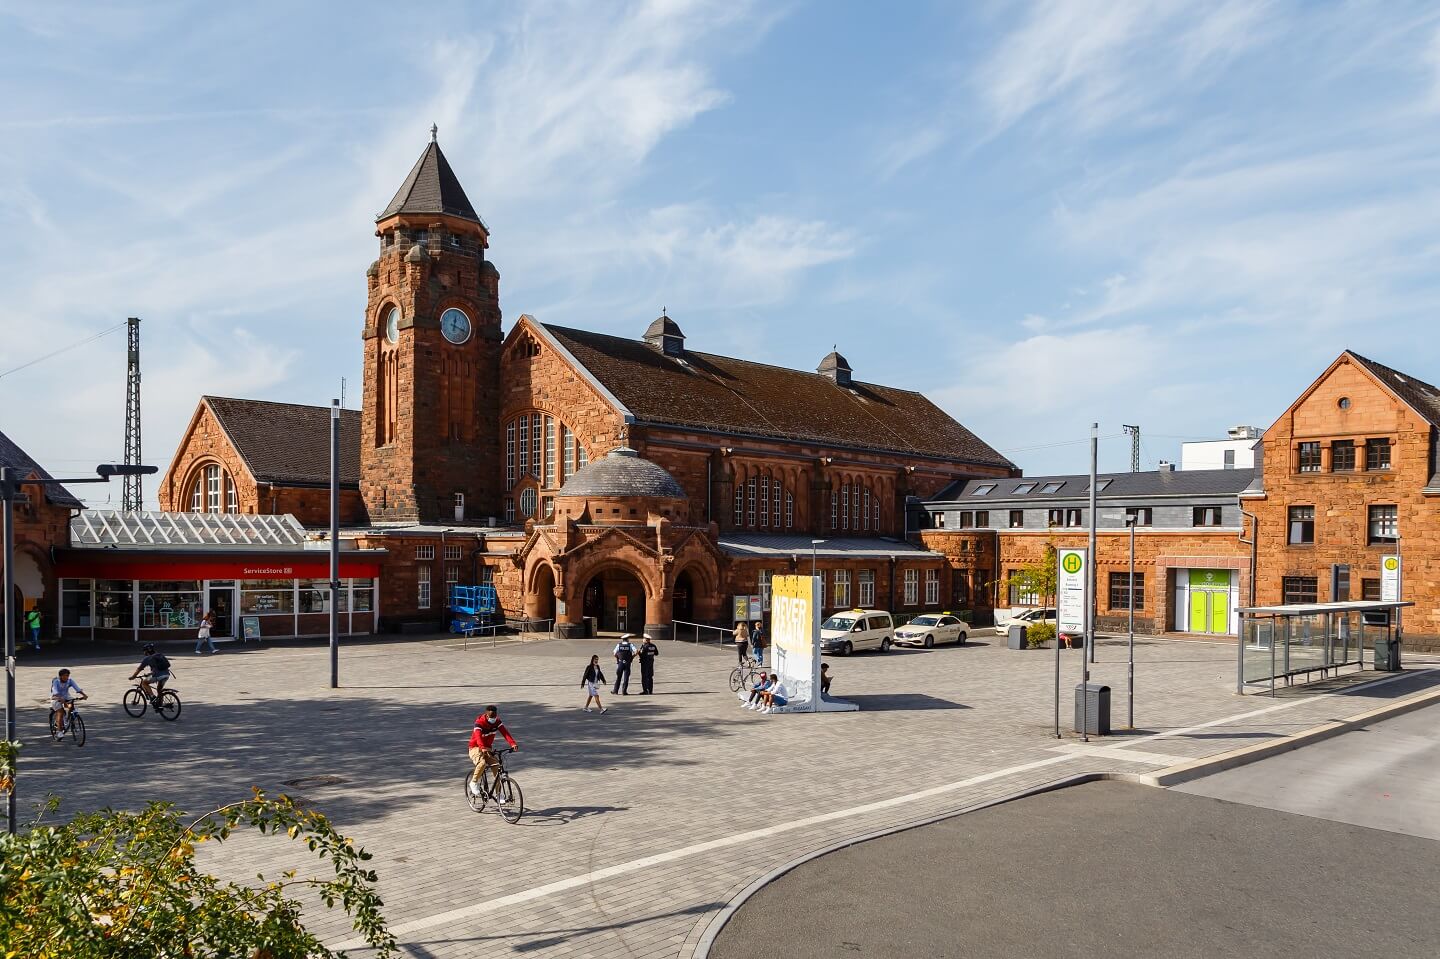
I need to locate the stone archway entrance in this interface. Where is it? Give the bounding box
[673,570,695,621]
[580,567,648,634]
[527,563,557,623]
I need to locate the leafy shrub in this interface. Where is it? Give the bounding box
[1025,622,1057,648]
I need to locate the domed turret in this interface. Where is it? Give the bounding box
[558,446,686,500]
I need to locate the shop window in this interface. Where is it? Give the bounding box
[1282,576,1318,604]
[139,580,203,628]
[1193,506,1223,527]
[299,578,338,614]
[903,568,919,606]
[1009,510,1024,529]
[240,579,294,616]
[858,569,875,607]
[1108,572,1145,610]
[833,569,851,608]
[1368,504,1398,544]
[61,579,94,628]
[1297,442,1322,473]
[1361,578,1381,601]
[418,566,431,610]
[1331,440,1355,472]
[96,580,134,628]
[924,569,939,605]
[352,578,375,613]
[1287,506,1315,545]
[1365,438,1391,471]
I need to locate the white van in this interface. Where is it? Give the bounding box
[820,609,895,655]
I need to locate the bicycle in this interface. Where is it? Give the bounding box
[463,747,524,823]
[123,681,183,721]
[728,659,763,693]
[48,701,86,747]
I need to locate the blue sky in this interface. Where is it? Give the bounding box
[4,1,1440,506]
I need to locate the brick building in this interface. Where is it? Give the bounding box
[0,429,80,644]
[146,131,1017,638]
[1242,351,1440,647]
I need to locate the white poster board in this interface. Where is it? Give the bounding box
[1057,548,1089,636]
[1381,555,1401,603]
[768,574,857,713]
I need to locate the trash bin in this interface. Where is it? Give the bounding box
[1007,624,1028,650]
[1374,637,1402,671]
[1074,683,1111,736]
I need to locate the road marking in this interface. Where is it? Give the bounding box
[1050,743,1193,766]
[333,752,1078,947]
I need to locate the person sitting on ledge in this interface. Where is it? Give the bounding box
[743,671,771,710]
[819,662,832,698]
[760,674,788,714]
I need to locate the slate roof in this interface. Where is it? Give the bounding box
[377,139,484,225]
[1346,351,1440,428]
[719,534,940,559]
[932,467,1254,503]
[0,428,81,508]
[557,447,686,499]
[541,324,1014,467]
[204,397,361,487]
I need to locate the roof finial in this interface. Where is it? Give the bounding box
[430,123,438,143]
[661,305,667,318]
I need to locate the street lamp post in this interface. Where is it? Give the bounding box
[1,462,155,834]
[811,540,824,579]
[1127,514,1137,729]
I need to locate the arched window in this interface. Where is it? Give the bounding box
[734,480,744,527]
[225,472,238,513]
[759,475,770,527]
[772,479,782,529]
[188,463,237,513]
[506,413,587,491]
[785,490,794,528]
[519,487,538,518]
[190,477,202,511]
[746,477,757,527]
[841,484,850,531]
[863,487,871,532]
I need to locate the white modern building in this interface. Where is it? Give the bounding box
[1181,426,1261,471]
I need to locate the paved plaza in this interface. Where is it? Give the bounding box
[16,633,1440,958]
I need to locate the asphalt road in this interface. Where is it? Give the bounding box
[709,780,1440,959]
[1175,699,1440,840]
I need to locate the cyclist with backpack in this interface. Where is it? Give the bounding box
[129,644,172,703]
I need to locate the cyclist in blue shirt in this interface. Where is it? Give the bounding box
[49,668,87,734]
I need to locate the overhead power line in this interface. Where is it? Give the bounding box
[0,321,127,381]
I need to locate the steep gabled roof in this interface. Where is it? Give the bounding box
[377,138,484,225]
[540,323,1015,468]
[1345,351,1440,428]
[204,397,361,487]
[0,428,82,508]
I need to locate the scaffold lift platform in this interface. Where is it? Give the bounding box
[448,584,499,634]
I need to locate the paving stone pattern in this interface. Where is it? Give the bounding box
[17,634,1440,959]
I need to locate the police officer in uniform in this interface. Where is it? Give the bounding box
[639,634,660,694]
[612,634,638,695]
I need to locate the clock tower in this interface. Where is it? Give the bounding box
[360,127,502,524]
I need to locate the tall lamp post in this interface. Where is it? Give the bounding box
[2,462,156,834]
[1126,514,1137,729]
[810,540,825,579]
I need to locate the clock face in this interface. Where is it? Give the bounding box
[384,307,400,344]
[440,307,472,345]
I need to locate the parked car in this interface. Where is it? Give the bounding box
[820,610,894,655]
[993,607,1057,635]
[894,613,969,648]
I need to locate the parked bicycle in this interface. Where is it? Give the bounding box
[464,747,524,823]
[123,683,182,721]
[48,702,86,746]
[728,659,763,693]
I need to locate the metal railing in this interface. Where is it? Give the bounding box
[670,619,732,646]
[458,617,555,648]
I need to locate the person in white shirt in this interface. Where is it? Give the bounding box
[49,669,87,733]
[760,674,788,713]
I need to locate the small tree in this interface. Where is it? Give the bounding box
[0,781,396,959]
[1001,545,1057,613]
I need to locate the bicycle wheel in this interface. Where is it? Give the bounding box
[70,712,86,747]
[123,688,147,718]
[494,773,524,823]
[464,769,488,813]
[48,710,61,740]
[157,690,182,721]
[728,667,744,693]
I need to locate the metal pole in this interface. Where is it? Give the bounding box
[329,400,339,689]
[2,468,16,834]
[1128,518,1135,729]
[1087,423,1098,665]
[1053,544,1060,739]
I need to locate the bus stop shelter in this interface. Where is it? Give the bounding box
[1237,600,1413,696]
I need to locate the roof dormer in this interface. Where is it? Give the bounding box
[643,311,685,357]
[818,350,852,387]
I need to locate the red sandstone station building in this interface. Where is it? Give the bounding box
[5,135,1439,648]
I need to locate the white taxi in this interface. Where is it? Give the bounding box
[894,613,969,648]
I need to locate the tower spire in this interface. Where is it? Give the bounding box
[430,122,437,143]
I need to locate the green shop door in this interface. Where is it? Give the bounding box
[1188,590,1228,634]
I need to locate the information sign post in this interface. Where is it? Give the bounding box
[1058,548,1090,741]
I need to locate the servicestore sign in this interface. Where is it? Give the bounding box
[1057,548,1088,635]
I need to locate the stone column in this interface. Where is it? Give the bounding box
[644,587,673,641]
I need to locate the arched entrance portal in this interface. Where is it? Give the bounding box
[673,570,695,621]
[580,567,648,634]
[528,563,556,623]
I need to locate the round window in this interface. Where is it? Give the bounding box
[1338,396,1351,410]
[519,487,538,518]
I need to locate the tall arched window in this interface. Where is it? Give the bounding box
[759,475,770,527]
[188,463,238,513]
[505,413,589,492]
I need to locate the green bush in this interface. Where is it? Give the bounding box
[1025,622,1056,648]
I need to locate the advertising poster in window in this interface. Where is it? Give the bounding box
[769,575,857,713]
[1057,548,1088,635]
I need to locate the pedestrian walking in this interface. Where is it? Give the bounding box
[613,634,638,695]
[639,635,659,694]
[750,621,765,665]
[581,655,608,713]
[24,607,41,651]
[195,610,217,655]
[733,621,750,665]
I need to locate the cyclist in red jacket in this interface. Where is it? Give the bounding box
[468,705,518,797]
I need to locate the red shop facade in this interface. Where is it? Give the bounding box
[53,548,388,643]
